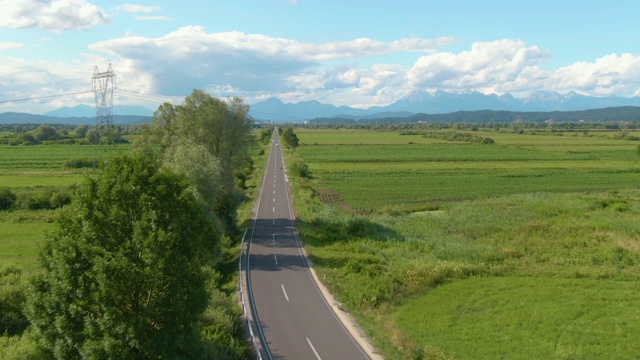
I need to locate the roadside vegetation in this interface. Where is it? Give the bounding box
[0,91,264,359]
[283,124,640,359]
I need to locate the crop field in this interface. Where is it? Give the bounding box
[285,127,640,359]
[294,129,640,212]
[0,144,129,170]
[0,143,131,271]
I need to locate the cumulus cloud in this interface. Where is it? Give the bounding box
[547,54,640,96]
[6,27,640,113]
[0,0,109,32]
[406,39,640,98]
[407,39,550,91]
[0,55,96,113]
[89,27,451,97]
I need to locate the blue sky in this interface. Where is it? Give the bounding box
[1,0,640,113]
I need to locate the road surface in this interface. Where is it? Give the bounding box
[247,133,371,360]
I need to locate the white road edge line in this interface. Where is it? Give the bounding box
[306,337,322,360]
[281,284,289,302]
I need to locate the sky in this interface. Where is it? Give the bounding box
[1,0,640,114]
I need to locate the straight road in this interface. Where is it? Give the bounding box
[247,132,371,360]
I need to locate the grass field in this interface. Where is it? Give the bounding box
[294,129,640,212]
[396,277,640,359]
[284,127,640,359]
[0,220,53,272]
[0,143,129,270]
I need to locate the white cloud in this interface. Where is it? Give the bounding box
[88,27,451,97]
[115,3,161,13]
[407,39,550,91]
[0,0,109,32]
[0,42,24,51]
[0,55,96,113]
[546,53,640,96]
[5,28,640,114]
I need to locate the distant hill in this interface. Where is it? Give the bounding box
[248,90,640,122]
[0,112,151,125]
[44,104,154,117]
[309,106,640,124]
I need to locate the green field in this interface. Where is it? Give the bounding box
[0,143,132,270]
[285,127,640,359]
[0,220,53,272]
[295,129,640,212]
[396,277,640,359]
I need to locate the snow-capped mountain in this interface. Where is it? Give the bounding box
[248,90,640,121]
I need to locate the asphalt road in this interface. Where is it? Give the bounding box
[247,133,370,360]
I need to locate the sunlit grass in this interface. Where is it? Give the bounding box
[285,128,640,358]
[395,277,640,360]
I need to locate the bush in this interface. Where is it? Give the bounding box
[49,191,72,209]
[63,157,95,169]
[23,193,51,210]
[0,188,17,210]
[0,266,29,336]
[290,161,310,178]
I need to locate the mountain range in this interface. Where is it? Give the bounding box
[248,90,640,121]
[3,90,640,124]
[43,104,154,117]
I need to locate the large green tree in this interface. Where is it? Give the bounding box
[150,90,254,234]
[26,154,218,359]
[281,126,299,152]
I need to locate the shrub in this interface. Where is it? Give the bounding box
[25,194,51,210]
[0,188,17,210]
[63,157,95,169]
[49,191,72,209]
[290,161,310,178]
[0,265,29,336]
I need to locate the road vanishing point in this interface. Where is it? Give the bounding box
[246,132,372,359]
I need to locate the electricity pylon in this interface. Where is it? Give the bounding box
[92,64,116,162]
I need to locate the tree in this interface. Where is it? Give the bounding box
[33,124,58,141]
[85,128,99,144]
[282,126,299,152]
[149,90,254,234]
[74,124,89,138]
[0,188,16,210]
[27,154,218,359]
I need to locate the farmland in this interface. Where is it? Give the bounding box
[0,143,132,272]
[284,126,640,359]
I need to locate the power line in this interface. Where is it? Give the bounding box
[0,90,94,104]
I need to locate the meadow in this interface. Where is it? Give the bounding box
[0,143,130,271]
[285,126,640,359]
